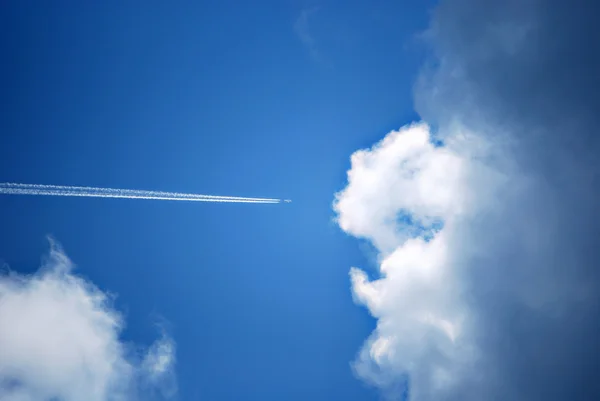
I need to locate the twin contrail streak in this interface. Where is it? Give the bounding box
[0,183,284,204]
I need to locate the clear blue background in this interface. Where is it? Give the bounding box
[0,2,433,400]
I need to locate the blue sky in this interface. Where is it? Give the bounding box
[5,2,598,401]
[0,2,436,400]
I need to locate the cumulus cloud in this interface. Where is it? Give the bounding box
[0,239,176,401]
[335,0,600,400]
[335,123,491,400]
[335,123,470,252]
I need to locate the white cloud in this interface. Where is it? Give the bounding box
[0,239,176,401]
[335,22,600,401]
[337,1,600,400]
[334,123,505,400]
[334,123,468,253]
[140,334,177,399]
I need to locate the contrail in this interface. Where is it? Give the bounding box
[0,183,283,204]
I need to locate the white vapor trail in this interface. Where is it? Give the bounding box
[0,183,283,204]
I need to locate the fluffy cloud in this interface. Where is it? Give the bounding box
[335,123,490,400]
[335,0,600,400]
[334,123,468,252]
[0,239,176,401]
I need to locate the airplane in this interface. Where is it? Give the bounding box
[284,199,292,203]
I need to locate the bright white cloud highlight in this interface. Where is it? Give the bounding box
[334,123,490,400]
[0,240,176,401]
[334,123,467,253]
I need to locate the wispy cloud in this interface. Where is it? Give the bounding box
[294,7,331,67]
[0,238,177,401]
